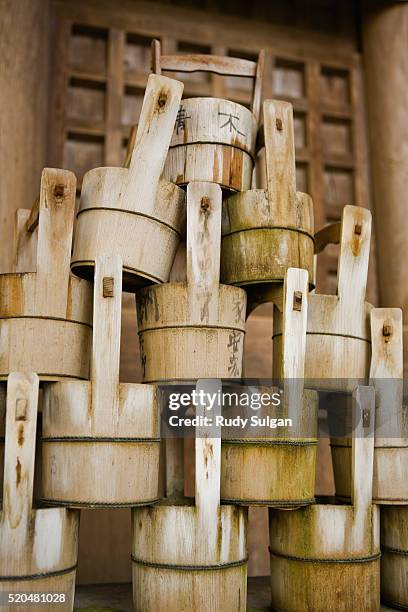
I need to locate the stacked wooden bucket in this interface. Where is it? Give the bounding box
[1,40,406,612]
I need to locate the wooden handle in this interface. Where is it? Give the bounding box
[13,208,37,273]
[2,373,39,525]
[91,255,122,436]
[186,182,222,325]
[151,38,161,75]
[314,222,341,254]
[370,308,403,441]
[281,268,309,380]
[351,386,375,512]
[336,205,371,304]
[159,54,257,78]
[263,100,296,226]
[280,268,308,424]
[123,125,137,169]
[121,74,183,213]
[195,379,222,520]
[34,168,77,318]
[251,50,265,124]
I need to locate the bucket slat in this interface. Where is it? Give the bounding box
[187,182,221,325]
[2,373,39,526]
[195,380,221,557]
[264,100,296,226]
[91,255,122,436]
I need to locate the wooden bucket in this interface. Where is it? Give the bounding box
[0,169,92,381]
[220,268,318,506]
[331,308,407,503]
[221,100,314,298]
[151,39,263,192]
[0,373,79,611]
[71,74,186,291]
[269,386,380,611]
[381,506,408,609]
[41,255,160,507]
[273,205,372,391]
[132,379,247,611]
[136,182,246,383]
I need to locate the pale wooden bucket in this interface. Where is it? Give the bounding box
[221,100,314,300]
[0,373,79,611]
[273,204,373,391]
[269,386,380,611]
[220,268,318,506]
[41,256,160,507]
[150,39,263,193]
[136,182,246,383]
[381,506,408,610]
[71,74,186,291]
[331,308,408,503]
[132,380,247,611]
[0,169,92,381]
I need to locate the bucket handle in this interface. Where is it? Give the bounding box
[195,379,222,526]
[351,386,375,514]
[186,182,222,325]
[279,268,308,422]
[90,255,123,436]
[314,205,371,308]
[370,308,403,439]
[263,100,297,227]
[13,169,77,319]
[2,373,39,527]
[119,73,183,214]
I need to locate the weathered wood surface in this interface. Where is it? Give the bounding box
[269,386,380,611]
[221,268,318,505]
[132,380,247,611]
[0,373,79,611]
[0,168,92,381]
[331,308,406,503]
[273,205,372,391]
[71,74,186,290]
[41,256,160,507]
[136,182,246,383]
[381,505,408,610]
[221,100,314,297]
